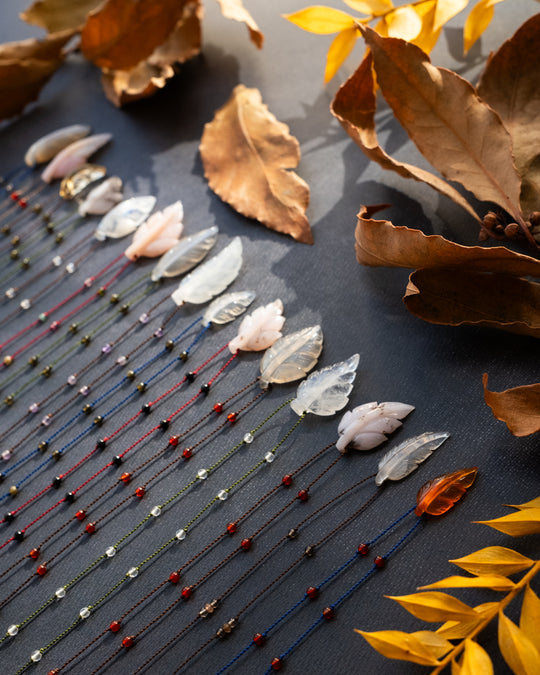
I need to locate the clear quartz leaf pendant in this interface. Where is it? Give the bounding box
[95,196,156,240]
[151,226,219,281]
[171,237,243,306]
[375,431,450,486]
[203,290,256,326]
[259,325,323,386]
[290,353,359,417]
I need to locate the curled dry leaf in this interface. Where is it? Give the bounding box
[482,374,540,437]
[404,269,540,338]
[215,0,263,49]
[101,0,202,107]
[200,85,312,244]
[21,0,104,33]
[0,31,73,120]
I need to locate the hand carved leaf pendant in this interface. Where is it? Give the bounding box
[290,353,359,417]
[259,325,323,386]
[415,467,478,516]
[124,200,184,260]
[336,401,415,452]
[228,299,285,353]
[78,176,123,216]
[375,431,450,486]
[25,124,91,167]
[203,290,256,326]
[171,237,243,306]
[41,133,112,183]
[95,196,156,240]
[60,164,107,200]
[151,226,219,281]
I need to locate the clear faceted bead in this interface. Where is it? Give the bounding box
[65,262,76,274]
[217,490,228,501]
[41,414,52,427]
[28,403,39,414]
[31,650,42,662]
[116,355,128,366]
[55,587,66,599]
[67,374,77,386]
[264,452,275,463]
[1,450,12,461]
[176,529,186,541]
[127,567,138,578]
[84,277,93,288]
[79,607,91,619]
[106,546,116,557]
[20,298,31,310]
[153,328,164,339]
[197,469,208,480]
[5,287,15,299]
[151,506,161,517]
[101,343,112,354]
[243,433,254,444]
[7,624,18,636]
[138,313,149,324]
[79,385,90,396]
[52,255,62,267]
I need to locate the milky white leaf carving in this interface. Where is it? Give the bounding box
[41,133,112,183]
[78,177,123,216]
[290,353,359,417]
[228,299,285,354]
[151,226,219,281]
[171,237,243,306]
[95,196,156,240]
[203,290,256,326]
[124,200,184,260]
[25,124,91,167]
[337,401,415,452]
[259,325,323,387]
[375,431,450,486]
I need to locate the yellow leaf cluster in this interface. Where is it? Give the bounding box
[356,499,540,674]
[284,0,513,82]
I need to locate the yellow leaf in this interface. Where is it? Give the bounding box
[451,660,462,675]
[410,0,441,54]
[419,574,515,591]
[283,6,356,34]
[383,6,422,40]
[461,638,494,675]
[520,585,540,655]
[463,0,505,53]
[343,0,393,15]
[324,25,358,82]
[433,0,468,32]
[506,497,540,511]
[354,629,440,665]
[411,631,453,659]
[387,591,478,622]
[475,509,540,536]
[437,603,497,640]
[498,610,540,675]
[450,546,535,576]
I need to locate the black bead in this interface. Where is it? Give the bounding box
[96,439,107,450]
[82,404,93,415]
[186,372,196,383]
[41,365,53,377]
[5,512,15,523]
[0,473,4,483]
[65,492,76,504]
[1,225,10,235]
[52,476,62,489]
[55,233,64,244]
[97,287,106,297]
[93,415,104,427]
[200,383,210,395]
[120,304,130,315]
[159,419,170,431]
[20,257,31,270]
[141,404,152,415]
[45,221,55,232]
[179,351,188,362]
[28,355,39,367]
[38,441,49,452]
[51,450,62,461]
[109,294,120,305]
[68,323,78,334]
[80,335,92,346]
[165,340,175,352]
[112,455,123,466]
[14,530,24,541]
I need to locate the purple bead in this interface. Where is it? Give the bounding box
[1,450,12,461]
[79,385,90,396]
[116,355,128,366]
[29,403,39,414]
[153,328,164,339]
[84,277,93,288]
[41,414,52,427]
[138,313,150,324]
[101,343,112,354]
[67,374,77,386]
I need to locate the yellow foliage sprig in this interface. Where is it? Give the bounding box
[356,499,540,674]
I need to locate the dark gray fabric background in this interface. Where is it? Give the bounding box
[0,2,538,674]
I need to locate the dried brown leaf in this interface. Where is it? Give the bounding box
[215,0,264,49]
[200,84,312,244]
[21,0,104,33]
[355,205,540,276]
[0,31,73,121]
[404,268,540,338]
[359,25,524,224]
[330,54,480,221]
[101,0,202,107]
[483,374,540,436]
[80,0,187,71]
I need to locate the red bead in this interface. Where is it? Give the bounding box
[47,670,59,675]
[306,586,318,599]
[29,547,40,560]
[240,538,252,551]
[18,199,27,208]
[297,489,309,501]
[357,543,369,556]
[49,321,60,332]
[271,657,282,671]
[85,522,96,534]
[10,192,19,201]
[169,435,179,446]
[122,636,134,648]
[181,586,193,599]
[374,555,386,568]
[227,412,237,423]
[253,633,265,646]
[75,509,86,521]
[169,571,181,584]
[109,620,121,633]
[135,486,145,499]
[282,474,293,487]
[322,607,335,620]
[213,403,223,414]
[182,448,192,460]
[226,522,237,535]
[36,564,47,576]
[120,472,132,484]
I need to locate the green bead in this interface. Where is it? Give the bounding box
[80,335,91,346]
[109,294,120,305]
[28,355,39,367]
[1,225,11,235]
[69,323,78,334]
[41,365,52,377]
[119,304,130,315]
[38,313,47,323]
[10,249,19,260]
[97,287,106,297]
[55,233,64,244]
[4,394,14,406]
[46,222,55,233]
[20,258,31,270]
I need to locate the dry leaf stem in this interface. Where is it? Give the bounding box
[430,559,540,674]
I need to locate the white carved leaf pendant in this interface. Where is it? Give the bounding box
[151,226,219,281]
[336,402,415,452]
[375,431,451,486]
[95,196,156,240]
[203,291,256,326]
[25,124,91,167]
[259,325,323,387]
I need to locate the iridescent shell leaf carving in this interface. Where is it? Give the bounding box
[41,133,112,183]
[151,226,219,282]
[375,431,450,487]
[259,325,323,386]
[203,290,256,326]
[290,353,359,417]
[124,200,184,260]
[60,164,107,200]
[228,299,285,353]
[415,467,478,516]
[25,124,91,167]
[95,196,156,240]
[171,237,243,306]
[337,402,415,453]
